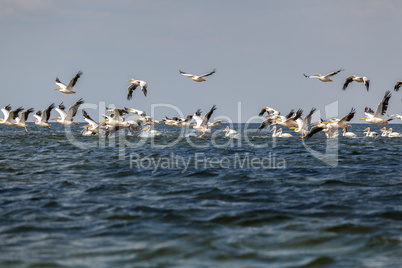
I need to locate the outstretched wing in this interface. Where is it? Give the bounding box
[127,83,138,100]
[67,71,83,89]
[342,76,354,90]
[394,81,402,92]
[325,68,344,78]
[200,69,216,78]
[305,126,325,139]
[201,105,217,127]
[374,91,391,118]
[66,98,84,121]
[179,70,195,78]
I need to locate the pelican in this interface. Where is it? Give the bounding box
[363,127,378,137]
[293,107,316,137]
[52,99,84,126]
[385,128,402,137]
[14,108,34,132]
[379,127,388,137]
[126,79,148,100]
[303,68,344,82]
[342,75,370,91]
[274,109,303,129]
[140,125,162,136]
[306,122,339,139]
[54,71,83,94]
[394,81,402,91]
[258,107,280,117]
[31,103,55,129]
[359,91,392,125]
[171,115,193,127]
[208,120,223,127]
[327,108,356,129]
[390,114,402,122]
[257,117,276,132]
[223,126,238,137]
[103,108,141,136]
[125,108,146,117]
[277,128,293,138]
[0,105,19,126]
[192,105,217,138]
[269,126,281,137]
[342,128,356,138]
[81,110,100,135]
[179,69,216,82]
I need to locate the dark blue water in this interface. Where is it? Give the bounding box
[0,123,401,267]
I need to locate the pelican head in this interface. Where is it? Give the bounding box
[269,126,277,132]
[380,127,386,131]
[363,127,370,132]
[223,126,229,132]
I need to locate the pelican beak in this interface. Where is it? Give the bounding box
[54,88,60,91]
[30,120,36,123]
[50,118,59,120]
[359,117,367,120]
[141,126,150,131]
[80,125,90,128]
[290,127,297,129]
[363,128,369,131]
[126,80,132,82]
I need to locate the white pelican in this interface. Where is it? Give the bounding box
[31,103,55,129]
[274,109,303,129]
[192,105,217,138]
[276,128,293,138]
[179,69,216,82]
[257,117,276,132]
[223,126,238,137]
[80,126,97,136]
[171,115,193,127]
[342,128,356,138]
[269,126,281,137]
[363,127,378,137]
[258,107,280,117]
[14,108,34,132]
[81,110,100,135]
[54,71,83,94]
[208,120,223,127]
[293,107,316,137]
[0,105,22,126]
[52,99,84,126]
[385,128,402,137]
[140,125,162,137]
[303,68,344,82]
[394,81,402,91]
[359,91,392,125]
[306,123,338,139]
[125,108,146,117]
[342,75,370,91]
[126,79,148,100]
[327,108,356,129]
[379,127,388,137]
[103,108,141,136]
[391,114,402,122]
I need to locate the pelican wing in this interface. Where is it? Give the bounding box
[303,107,316,127]
[306,126,325,139]
[257,118,274,131]
[82,110,98,128]
[292,109,303,121]
[199,69,216,78]
[67,71,83,89]
[1,105,11,119]
[201,105,217,127]
[140,81,148,97]
[179,70,195,78]
[193,109,203,127]
[342,76,354,90]
[127,83,138,100]
[65,98,84,121]
[340,108,356,123]
[363,77,370,92]
[42,103,55,122]
[55,77,67,89]
[394,81,402,92]
[20,108,34,123]
[374,91,391,118]
[55,103,67,121]
[285,109,295,119]
[325,68,344,78]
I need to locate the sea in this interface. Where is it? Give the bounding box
[0,123,401,267]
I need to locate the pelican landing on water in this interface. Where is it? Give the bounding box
[192,105,217,138]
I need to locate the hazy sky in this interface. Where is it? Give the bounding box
[1,0,401,123]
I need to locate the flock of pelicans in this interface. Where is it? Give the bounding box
[0,68,401,139]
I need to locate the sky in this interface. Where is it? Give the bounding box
[1,0,401,123]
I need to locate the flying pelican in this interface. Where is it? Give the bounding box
[363,127,378,137]
[52,99,84,126]
[293,107,316,137]
[192,105,217,138]
[303,68,344,82]
[125,108,146,117]
[223,126,238,137]
[54,71,83,94]
[126,79,148,100]
[327,108,356,129]
[179,69,216,82]
[170,115,193,127]
[359,91,392,125]
[274,109,303,129]
[394,81,402,91]
[342,75,370,91]
[342,128,356,138]
[14,108,34,132]
[390,114,402,122]
[81,110,100,135]
[103,108,141,136]
[0,106,23,127]
[257,117,276,132]
[258,107,280,117]
[31,103,55,129]
[208,120,223,127]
